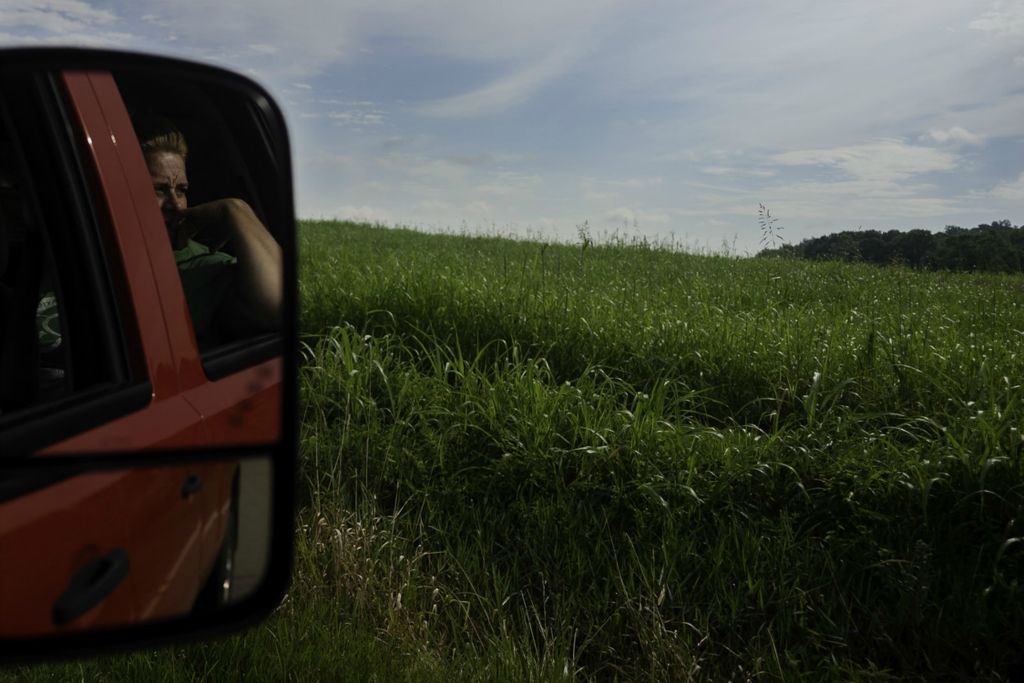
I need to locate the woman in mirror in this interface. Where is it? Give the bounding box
[134,116,282,347]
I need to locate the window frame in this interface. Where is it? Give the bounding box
[0,71,151,456]
[109,69,285,379]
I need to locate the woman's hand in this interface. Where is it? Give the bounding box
[174,199,235,251]
[179,198,282,333]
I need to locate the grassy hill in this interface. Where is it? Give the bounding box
[16,220,1024,681]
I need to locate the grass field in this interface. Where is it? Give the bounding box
[11,220,1024,681]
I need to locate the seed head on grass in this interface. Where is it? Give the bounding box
[577,220,593,253]
[758,203,785,249]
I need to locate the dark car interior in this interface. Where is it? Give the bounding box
[0,74,149,453]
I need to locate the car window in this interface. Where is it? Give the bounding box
[0,85,71,412]
[0,73,145,452]
[114,71,284,374]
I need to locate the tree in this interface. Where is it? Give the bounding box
[895,229,933,267]
[756,220,1024,274]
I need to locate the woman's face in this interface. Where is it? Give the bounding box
[146,151,188,232]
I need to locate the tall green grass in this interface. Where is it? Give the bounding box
[294,221,1023,680]
[9,220,1023,681]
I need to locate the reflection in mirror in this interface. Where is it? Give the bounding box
[0,456,271,636]
[0,61,290,454]
[133,115,282,350]
[115,68,286,354]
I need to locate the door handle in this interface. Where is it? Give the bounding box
[182,474,203,498]
[52,548,130,626]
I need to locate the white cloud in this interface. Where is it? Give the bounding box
[350,0,621,63]
[0,0,116,34]
[920,127,984,146]
[327,110,385,126]
[983,172,1024,200]
[700,166,777,178]
[476,172,541,197]
[602,207,671,227]
[752,179,967,225]
[445,154,497,168]
[418,47,577,118]
[581,176,664,192]
[605,2,1014,155]
[0,0,136,48]
[414,199,495,222]
[464,201,494,218]
[247,43,279,56]
[303,152,357,170]
[0,29,137,47]
[578,176,666,203]
[387,156,471,185]
[969,1,1024,36]
[49,0,623,86]
[772,139,957,182]
[333,205,394,224]
[606,177,664,190]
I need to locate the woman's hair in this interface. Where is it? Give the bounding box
[133,115,188,159]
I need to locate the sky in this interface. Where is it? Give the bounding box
[2,0,1023,254]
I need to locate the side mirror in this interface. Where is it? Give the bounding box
[0,48,296,660]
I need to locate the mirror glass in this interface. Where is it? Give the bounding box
[0,456,271,636]
[0,58,291,455]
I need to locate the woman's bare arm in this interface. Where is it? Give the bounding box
[177,198,282,332]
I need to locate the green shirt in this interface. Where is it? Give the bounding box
[174,239,237,346]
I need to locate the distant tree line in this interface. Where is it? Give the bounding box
[759,220,1024,273]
